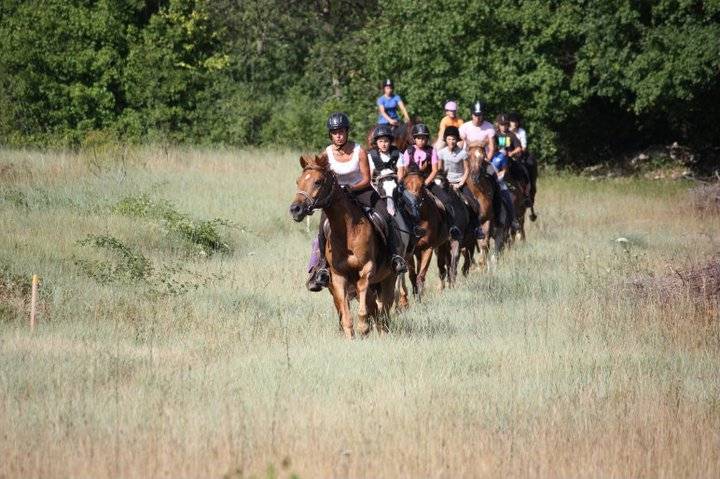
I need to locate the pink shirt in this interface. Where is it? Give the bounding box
[401,146,438,169]
[459,120,495,145]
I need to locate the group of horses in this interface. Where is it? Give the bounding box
[289,123,530,339]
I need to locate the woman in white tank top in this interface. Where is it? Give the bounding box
[306,112,408,291]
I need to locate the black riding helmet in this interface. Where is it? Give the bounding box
[496,113,509,125]
[411,123,430,137]
[508,111,521,125]
[382,78,394,88]
[471,101,485,116]
[443,125,460,140]
[326,112,350,132]
[373,124,394,141]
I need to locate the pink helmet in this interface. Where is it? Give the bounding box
[444,101,457,111]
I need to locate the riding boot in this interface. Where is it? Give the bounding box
[306,230,330,292]
[386,218,408,274]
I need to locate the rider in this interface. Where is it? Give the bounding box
[437,125,481,229]
[435,100,464,151]
[397,123,439,185]
[307,113,408,292]
[508,111,537,210]
[492,113,523,232]
[377,79,410,132]
[495,113,530,206]
[367,124,402,180]
[458,101,496,159]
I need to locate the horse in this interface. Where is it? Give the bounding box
[431,173,476,289]
[289,153,398,338]
[465,145,510,267]
[397,170,449,301]
[365,119,415,153]
[505,160,530,243]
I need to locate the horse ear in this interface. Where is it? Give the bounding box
[315,152,329,170]
[299,155,309,169]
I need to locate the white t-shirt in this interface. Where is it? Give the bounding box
[515,128,527,149]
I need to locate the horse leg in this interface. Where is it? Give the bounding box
[396,274,409,310]
[417,247,434,300]
[329,274,354,339]
[376,275,396,334]
[461,247,472,277]
[355,264,374,338]
[436,243,449,291]
[449,239,460,287]
[409,253,419,298]
[477,220,491,270]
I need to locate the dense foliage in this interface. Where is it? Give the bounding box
[1,0,719,165]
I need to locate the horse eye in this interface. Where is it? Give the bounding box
[314,180,323,187]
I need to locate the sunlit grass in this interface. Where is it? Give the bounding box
[1,147,718,478]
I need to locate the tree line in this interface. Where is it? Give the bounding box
[1,0,718,166]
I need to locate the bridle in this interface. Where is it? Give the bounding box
[295,166,338,212]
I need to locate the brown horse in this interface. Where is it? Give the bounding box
[466,145,509,266]
[365,120,415,152]
[289,154,397,338]
[398,171,449,300]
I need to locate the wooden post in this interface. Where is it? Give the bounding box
[30,274,38,331]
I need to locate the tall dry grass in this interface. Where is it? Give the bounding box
[1,147,719,478]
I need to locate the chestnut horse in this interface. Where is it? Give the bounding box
[398,171,449,301]
[466,145,509,266]
[289,153,397,338]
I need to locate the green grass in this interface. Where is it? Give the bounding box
[1,147,719,478]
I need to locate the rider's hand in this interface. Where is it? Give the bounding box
[340,184,351,194]
[389,119,399,126]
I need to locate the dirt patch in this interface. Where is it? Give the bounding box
[629,258,720,310]
[690,182,720,215]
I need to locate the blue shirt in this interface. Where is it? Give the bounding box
[377,94,402,124]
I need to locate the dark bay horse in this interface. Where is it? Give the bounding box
[289,154,397,338]
[432,174,476,289]
[506,160,530,243]
[398,171,449,301]
[466,145,509,267]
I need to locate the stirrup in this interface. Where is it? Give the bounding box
[529,211,538,222]
[474,227,485,240]
[391,255,408,274]
[511,219,521,233]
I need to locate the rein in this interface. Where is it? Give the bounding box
[296,166,338,212]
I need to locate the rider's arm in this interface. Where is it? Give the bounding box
[378,104,395,125]
[507,133,523,158]
[397,150,409,181]
[458,159,470,187]
[424,149,439,185]
[351,148,372,191]
[436,117,446,143]
[486,134,496,159]
[398,100,410,123]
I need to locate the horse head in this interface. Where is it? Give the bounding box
[400,169,425,222]
[289,153,336,222]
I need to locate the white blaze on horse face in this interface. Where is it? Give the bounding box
[304,173,311,180]
[474,150,481,160]
[382,179,396,216]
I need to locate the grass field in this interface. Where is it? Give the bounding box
[1,147,719,478]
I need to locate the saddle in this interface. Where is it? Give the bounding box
[322,210,390,247]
